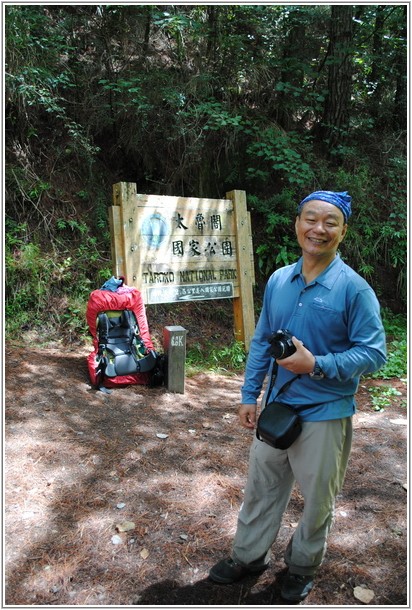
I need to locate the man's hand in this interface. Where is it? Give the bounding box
[277,336,315,375]
[238,404,257,429]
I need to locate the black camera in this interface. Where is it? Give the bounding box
[269,329,296,360]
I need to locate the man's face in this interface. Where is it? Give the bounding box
[295,200,347,260]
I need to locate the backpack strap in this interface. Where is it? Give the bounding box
[121,309,135,328]
[94,309,158,389]
[120,309,135,338]
[97,312,110,346]
[123,310,151,360]
[95,313,112,391]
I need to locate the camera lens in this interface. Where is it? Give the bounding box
[271,342,286,359]
[269,329,296,360]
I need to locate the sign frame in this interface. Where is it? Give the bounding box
[109,182,255,349]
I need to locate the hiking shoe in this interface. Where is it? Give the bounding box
[281,571,314,602]
[209,557,268,584]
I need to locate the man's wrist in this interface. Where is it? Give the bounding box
[309,358,325,379]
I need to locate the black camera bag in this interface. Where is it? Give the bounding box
[256,370,319,450]
[257,401,303,449]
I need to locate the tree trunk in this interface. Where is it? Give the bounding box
[142,5,152,60]
[393,5,407,131]
[322,5,354,151]
[369,5,385,123]
[206,6,219,65]
[276,11,306,130]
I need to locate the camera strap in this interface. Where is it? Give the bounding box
[266,364,321,412]
[267,364,299,402]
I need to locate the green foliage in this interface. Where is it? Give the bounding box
[197,101,244,131]
[378,340,408,379]
[4,4,407,348]
[377,155,407,299]
[314,162,407,304]
[369,309,407,380]
[6,5,99,162]
[248,192,301,275]
[186,341,246,374]
[5,217,102,342]
[381,308,406,337]
[60,298,91,343]
[5,221,55,330]
[246,129,314,187]
[210,341,247,371]
[367,385,403,412]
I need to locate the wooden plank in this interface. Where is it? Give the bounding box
[227,190,255,350]
[109,205,125,277]
[112,182,139,285]
[136,193,233,212]
[116,182,143,287]
[247,211,256,287]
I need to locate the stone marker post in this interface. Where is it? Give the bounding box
[163,326,187,394]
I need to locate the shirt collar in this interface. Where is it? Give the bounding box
[291,255,343,289]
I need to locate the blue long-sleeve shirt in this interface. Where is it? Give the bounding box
[241,255,387,421]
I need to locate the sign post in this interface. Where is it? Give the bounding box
[110,182,255,350]
[228,189,256,349]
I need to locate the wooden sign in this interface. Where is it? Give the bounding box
[109,183,255,349]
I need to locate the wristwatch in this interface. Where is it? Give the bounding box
[309,359,325,380]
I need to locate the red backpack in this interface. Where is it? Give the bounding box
[86,286,158,391]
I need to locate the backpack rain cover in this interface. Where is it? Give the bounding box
[86,288,155,388]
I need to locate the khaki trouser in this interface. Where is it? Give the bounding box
[232,417,353,576]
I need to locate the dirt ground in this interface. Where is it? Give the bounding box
[4,341,408,607]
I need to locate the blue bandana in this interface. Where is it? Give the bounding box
[298,190,352,223]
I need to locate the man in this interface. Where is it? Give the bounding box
[209,191,386,602]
